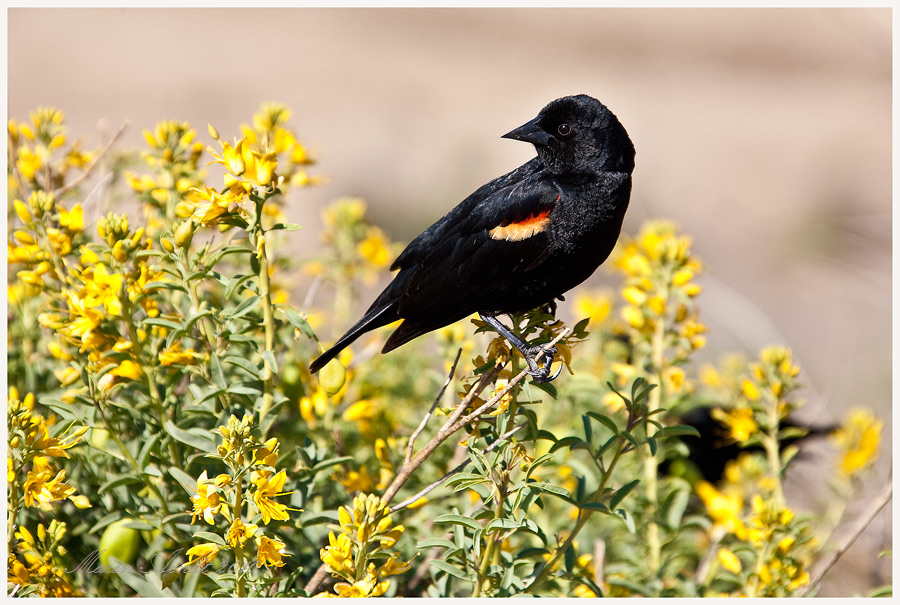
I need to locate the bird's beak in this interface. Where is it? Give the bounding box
[501,116,551,146]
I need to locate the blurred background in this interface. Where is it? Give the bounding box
[9,7,891,596]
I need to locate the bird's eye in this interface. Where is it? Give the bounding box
[557,123,572,137]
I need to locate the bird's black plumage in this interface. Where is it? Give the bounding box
[309,95,635,376]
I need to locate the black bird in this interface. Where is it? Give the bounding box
[309,95,635,381]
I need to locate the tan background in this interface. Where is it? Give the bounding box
[9,7,891,595]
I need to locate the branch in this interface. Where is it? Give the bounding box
[391,422,526,513]
[800,481,892,596]
[52,120,129,199]
[405,347,463,466]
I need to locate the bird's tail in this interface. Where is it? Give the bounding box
[308,302,399,373]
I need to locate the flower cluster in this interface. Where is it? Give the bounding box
[8,107,94,192]
[7,387,89,513]
[182,414,295,595]
[831,408,882,478]
[316,493,411,597]
[9,521,80,597]
[126,120,205,223]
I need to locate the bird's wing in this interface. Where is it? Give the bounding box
[386,167,562,328]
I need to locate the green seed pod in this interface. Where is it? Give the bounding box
[319,358,347,396]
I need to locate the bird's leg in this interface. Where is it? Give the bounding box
[478,311,561,383]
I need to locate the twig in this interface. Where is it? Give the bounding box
[52,120,129,199]
[405,347,463,466]
[800,481,892,596]
[391,422,526,513]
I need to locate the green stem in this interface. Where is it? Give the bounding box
[527,438,628,594]
[642,316,667,576]
[233,470,247,598]
[255,220,276,429]
[763,396,786,506]
[8,457,20,549]
[473,485,506,597]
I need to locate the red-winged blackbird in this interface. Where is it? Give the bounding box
[309,94,635,381]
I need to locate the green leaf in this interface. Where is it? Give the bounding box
[416,538,457,550]
[434,514,482,532]
[227,295,260,319]
[142,280,188,293]
[225,273,256,300]
[549,436,583,453]
[262,350,278,373]
[664,487,690,529]
[164,421,215,452]
[310,456,354,473]
[609,479,640,509]
[99,475,143,494]
[169,467,198,495]
[531,381,557,398]
[580,502,610,513]
[270,222,303,231]
[210,355,227,390]
[192,531,227,546]
[279,307,316,339]
[586,411,620,435]
[430,559,473,581]
[142,317,183,331]
[659,424,701,439]
[486,518,524,532]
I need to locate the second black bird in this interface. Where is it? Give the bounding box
[309,94,636,381]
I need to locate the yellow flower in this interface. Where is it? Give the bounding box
[741,378,760,400]
[27,421,87,458]
[253,437,280,467]
[621,305,644,328]
[184,185,234,226]
[320,531,354,576]
[189,471,223,525]
[16,146,43,180]
[58,203,84,231]
[573,289,612,325]
[13,199,32,224]
[251,150,278,186]
[662,366,686,393]
[832,409,882,477]
[695,481,747,539]
[225,519,258,548]
[256,535,289,568]
[335,466,376,493]
[182,543,220,568]
[377,553,411,577]
[252,470,292,524]
[81,263,123,316]
[159,342,205,366]
[717,547,742,574]
[23,457,77,508]
[358,227,391,268]
[711,406,758,444]
[333,576,389,598]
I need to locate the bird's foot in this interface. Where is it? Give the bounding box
[523,344,561,383]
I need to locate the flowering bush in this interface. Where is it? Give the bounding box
[7,105,887,597]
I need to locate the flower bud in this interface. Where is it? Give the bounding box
[174,220,195,249]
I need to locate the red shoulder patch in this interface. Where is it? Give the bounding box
[488,208,552,242]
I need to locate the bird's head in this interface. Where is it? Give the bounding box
[502,94,635,177]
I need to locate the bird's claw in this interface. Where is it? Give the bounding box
[524,344,561,383]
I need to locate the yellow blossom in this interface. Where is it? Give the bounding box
[696,481,746,539]
[182,543,220,568]
[574,289,612,325]
[159,342,206,366]
[225,519,258,548]
[832,409,882,477]
[717,547,742,574]
[711,406,758,444]
[358,227,391,268]
[58,203,83,231]
[189,471,223,525]
[256,535,289,568]
[252,470,293,524]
